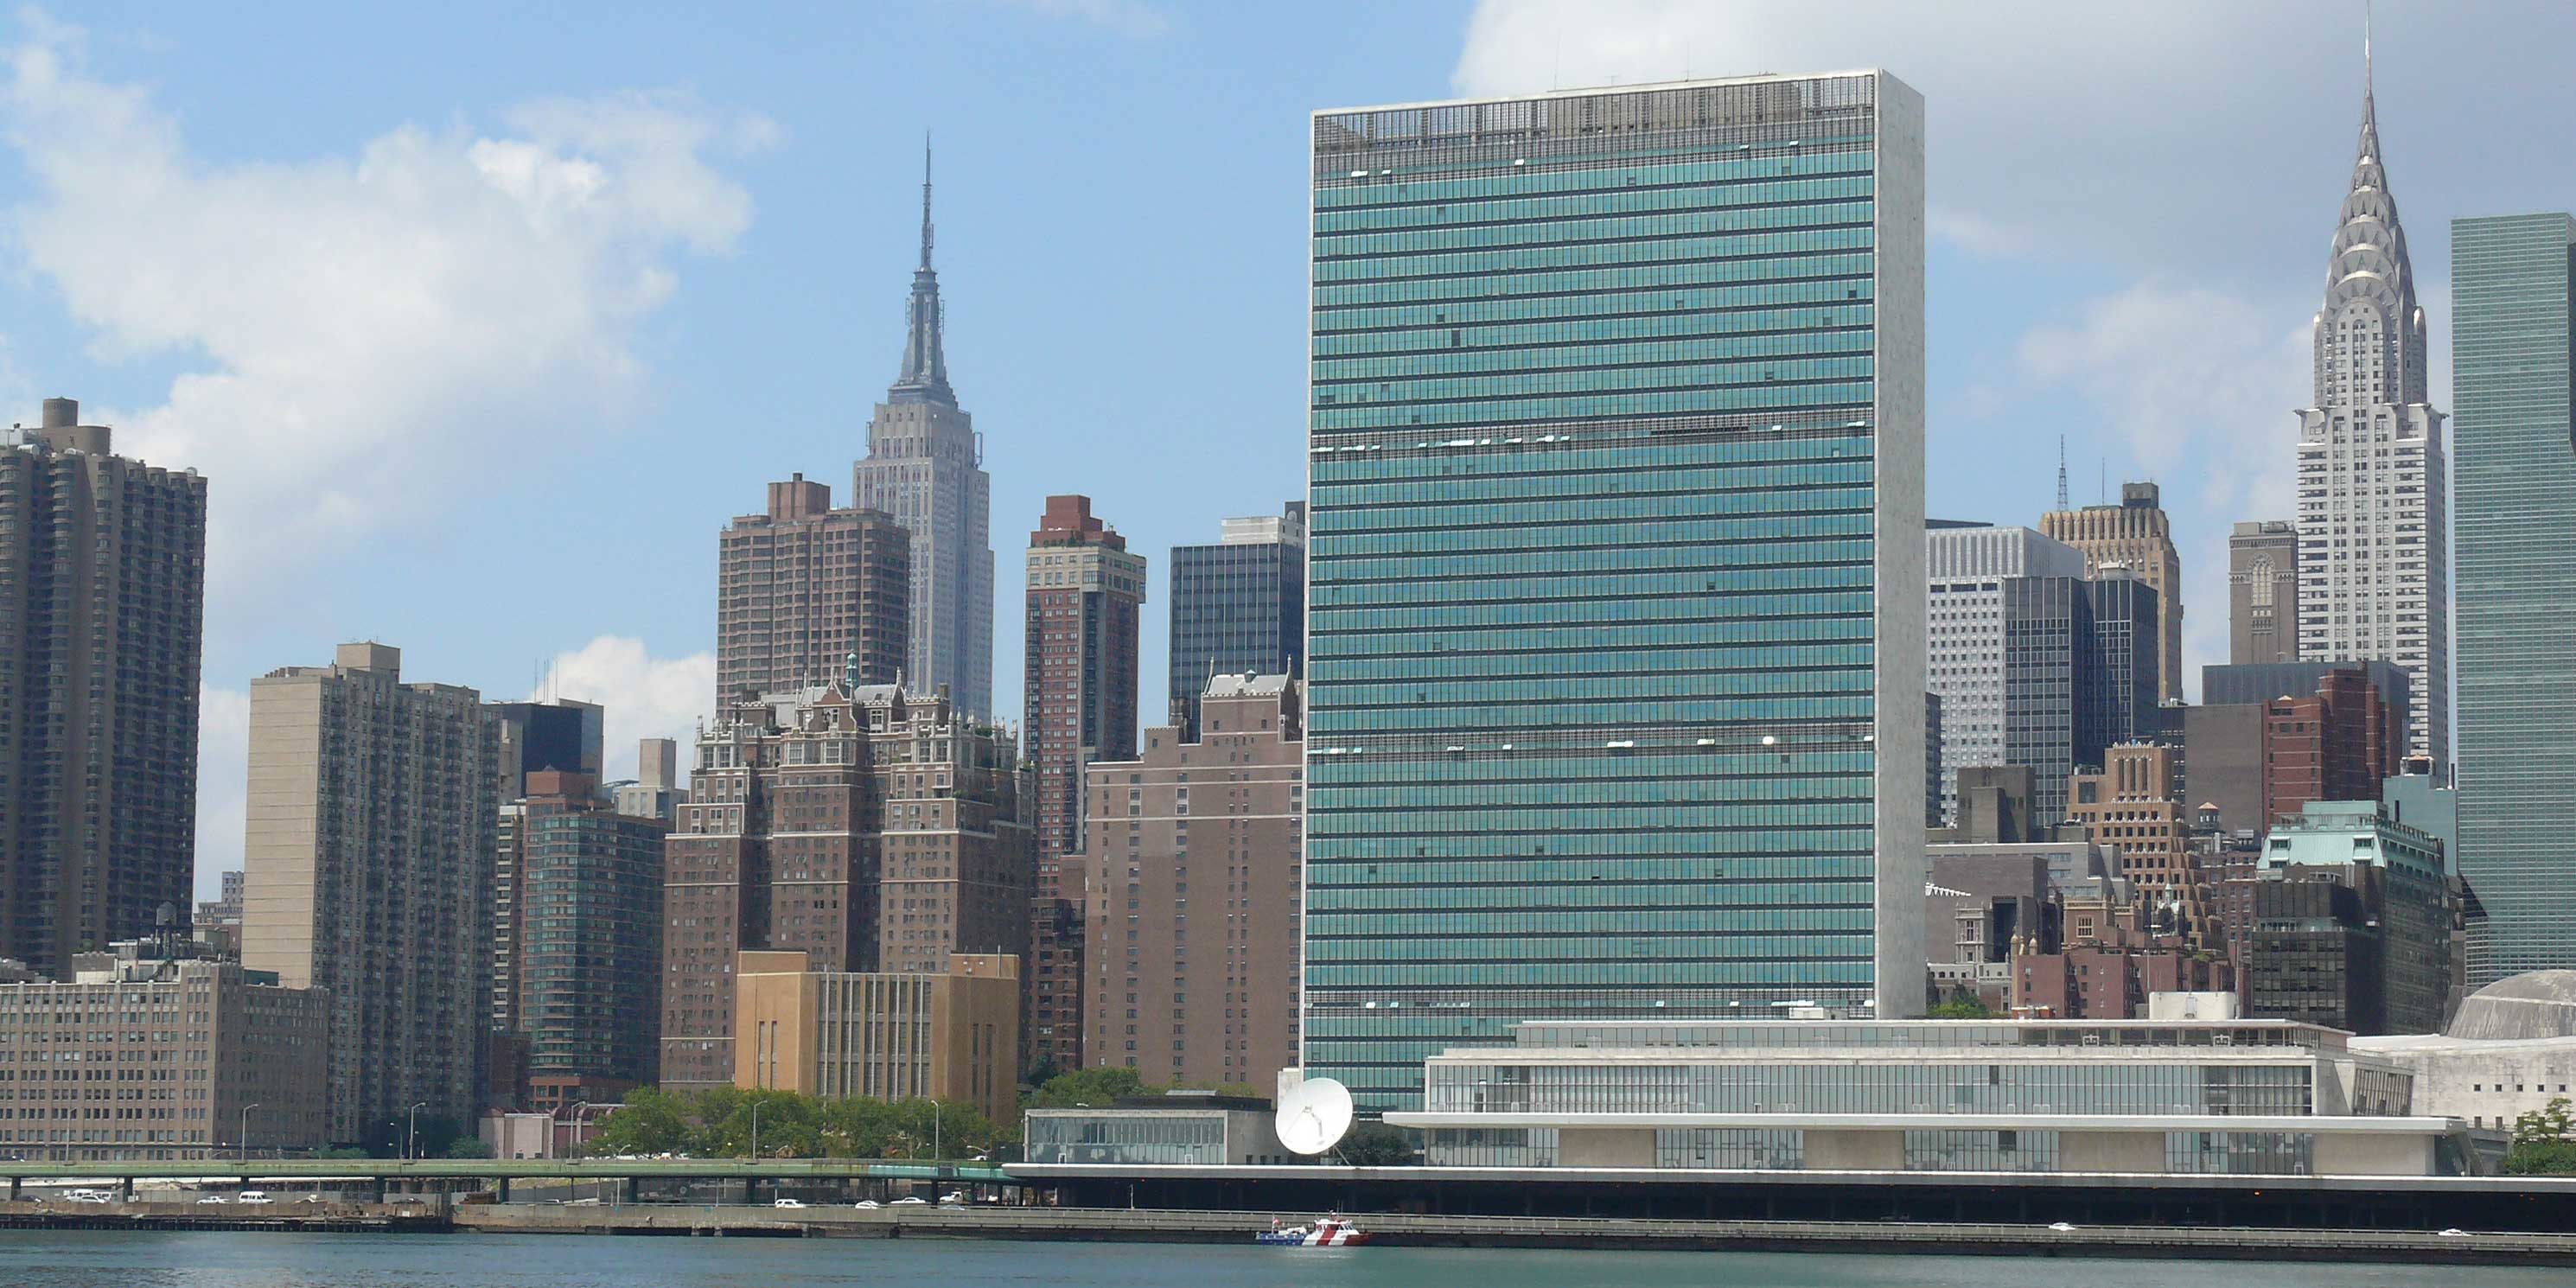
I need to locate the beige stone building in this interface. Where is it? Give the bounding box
[0,943,328,1161]
[2042,482,2184,704]
[717,475,910,706]
[2069,743,2216,949]
[735,949,1017,1124]
[660,677,1030,1091]
[1081,674,1303,1090]
[0,398,207,981]
[242,642,499,1143]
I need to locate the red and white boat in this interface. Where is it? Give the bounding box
[1254,1214,1372,1247]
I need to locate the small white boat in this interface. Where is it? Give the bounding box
[1254,1214,1371,1247]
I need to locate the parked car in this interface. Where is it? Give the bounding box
[66,1189,113,1205]
[773,1198,807,1209]
[237,1191,275,1205]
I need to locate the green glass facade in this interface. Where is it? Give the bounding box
[520,807,667,1083]
[1304,74,1926,1109]
[2452,213,2576,982]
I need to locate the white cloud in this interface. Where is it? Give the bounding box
[190,685,251,902]
[2008,281,2310,696]
[0,16,772,605]
[532,635,714,784]
[1450,0,2368,273]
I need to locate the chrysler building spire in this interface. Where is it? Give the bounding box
[2291,12,2449,768]
[891,134,955,406]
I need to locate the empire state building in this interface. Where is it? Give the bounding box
[854,143,996,718]
[2294,39,2447,766]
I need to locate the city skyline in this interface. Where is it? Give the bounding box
[0,5,2572,901]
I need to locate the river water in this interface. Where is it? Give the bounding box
[0,1232,2560,1287]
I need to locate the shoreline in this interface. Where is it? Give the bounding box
[4,1202,2573,1267]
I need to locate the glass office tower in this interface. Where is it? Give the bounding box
[1304,73,1927,1108]
[2452,213,2576,982]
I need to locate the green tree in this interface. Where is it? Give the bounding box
[445,1135,494,1159]
[1030,1067,1151,1109]
[1929,992,1994,1019]
[2506,1096,2576,1176]
[581,1087,697,1157]
[1336,1120,1415,1166]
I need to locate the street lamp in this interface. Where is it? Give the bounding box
[748,1100,762,1162]
[406,1102,429,1162]
[932,1100,941,1164]
[568,1101,590,1160]
[239,1103,261,1164]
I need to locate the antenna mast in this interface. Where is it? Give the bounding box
[2056,436,2069,511]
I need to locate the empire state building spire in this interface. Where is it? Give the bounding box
[890,136,955,406]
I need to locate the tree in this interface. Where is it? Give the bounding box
[445,1135,494,1159]
[1929,992,1994,1019]
[1030,1067,1150,1109]
[582,1087,696,1157]
[2507,1096,2576,1176]
[1336,1120,1415,1166]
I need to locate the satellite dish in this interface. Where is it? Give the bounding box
[1276,1076,1355,1157]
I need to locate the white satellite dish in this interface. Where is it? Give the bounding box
[1276,1075,1355,1157]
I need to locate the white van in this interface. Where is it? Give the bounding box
[236,1190,275,1205]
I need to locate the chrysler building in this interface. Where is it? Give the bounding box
[2294,35,2446,766]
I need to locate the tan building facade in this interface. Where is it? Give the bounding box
[2229,520,2301,666]
[0,947,328,1162]
[2069,743,2216,949]
[660,679,1030,1091]
[1081,675,1303,1089]
[717,475,910,706]
[2043,482,2184,704]
[736,950,1017,1124]
[0,398,208,981]
[242,642,499,1142]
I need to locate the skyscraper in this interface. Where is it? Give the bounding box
[717,475,910,705]
[658,675,1028,1090]
[2041,482,2184,705]
[852,146,994,719]
[1925,524,2089,824]
[1081,673,1304,1089]
[2082,566,2163,749]
[513,770,667,1111]
[2294,48,2446,766]
[0,398,207,980]
[487,696,606,1049]
[1022,494,1145,1074]
[242,643,500,1142]
[2229,520,2302,665]
[2452,211,2576,982]
[1167,502,1305,739]
[1304,72,1927,1108]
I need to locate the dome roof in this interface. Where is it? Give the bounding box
[2445,971,2576,1040]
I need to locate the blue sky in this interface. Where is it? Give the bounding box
[0,1,2570,896]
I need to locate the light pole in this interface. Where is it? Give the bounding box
[239,1103,261,1164]
[405,1102,428,1162]
[568,1101,590,1160]
[748,1101,762,1162]
[932,1101,941,1164]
